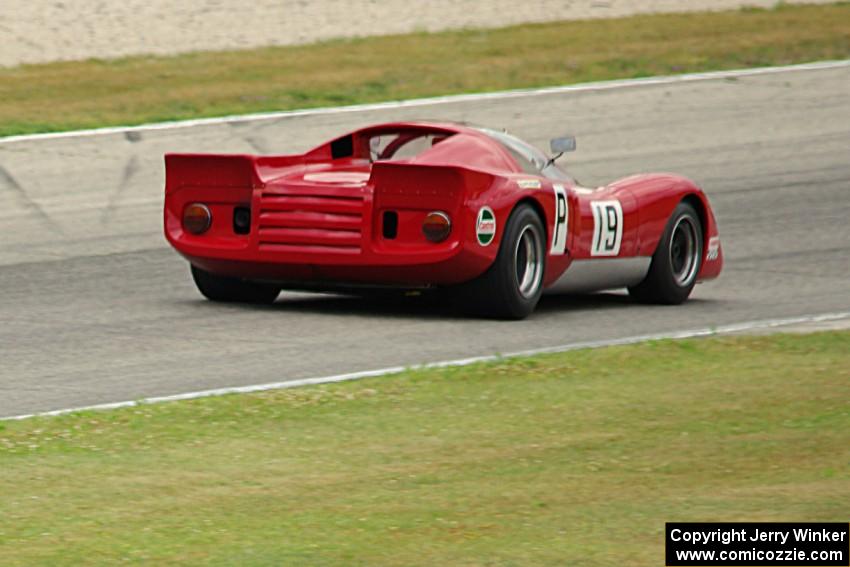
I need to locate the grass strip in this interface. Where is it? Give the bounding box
[1,331,848,565]
[1,3,849,138]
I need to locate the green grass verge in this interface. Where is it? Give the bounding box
[1,332,848,565]
[1,3,849,138]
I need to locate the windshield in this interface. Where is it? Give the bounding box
[475,127,572,182]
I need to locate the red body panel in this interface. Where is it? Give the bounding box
[164,121,722,290]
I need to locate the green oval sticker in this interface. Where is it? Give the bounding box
[476,207,496,246]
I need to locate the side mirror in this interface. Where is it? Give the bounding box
[550,136,577,154]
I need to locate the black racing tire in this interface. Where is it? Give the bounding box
[455,204,546,320]
[628,201,703,305]
[191,265,280,304]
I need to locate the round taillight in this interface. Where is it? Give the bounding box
[422,211,451,243]
[183,203,212,235]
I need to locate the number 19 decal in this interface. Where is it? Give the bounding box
[590,200,623,257]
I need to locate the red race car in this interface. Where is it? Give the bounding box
[164,121,722,319]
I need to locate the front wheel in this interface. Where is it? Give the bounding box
[629,201,703,305]
[456,204,546,320]
[191,265,280,304]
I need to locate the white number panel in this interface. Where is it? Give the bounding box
[550,184,569,255]
[590,200,623,257]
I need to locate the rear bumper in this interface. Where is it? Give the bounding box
[179,252,485,288]
[165,189,492,287]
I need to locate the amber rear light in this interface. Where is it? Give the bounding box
[183,203,212,235]
[422,211,451,243]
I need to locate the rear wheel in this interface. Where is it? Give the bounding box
[628,202,703,304]
[457,204,546,319]
[191,265,280,304]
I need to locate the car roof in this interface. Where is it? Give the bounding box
[349,120,482,136]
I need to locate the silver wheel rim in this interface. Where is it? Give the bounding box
[515,225,544,298]
[670,216,699,287]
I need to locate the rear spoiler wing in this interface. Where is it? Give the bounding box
[164,153,302,192]
[370,162,496,209]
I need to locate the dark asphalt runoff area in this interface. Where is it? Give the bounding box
[1,64,848,417]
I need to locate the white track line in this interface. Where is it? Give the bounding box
[4,310,849,421]
[2,59,849,145]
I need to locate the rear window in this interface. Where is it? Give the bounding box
[367,131,452,162]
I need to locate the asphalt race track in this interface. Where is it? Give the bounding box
[1,64,848,418]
